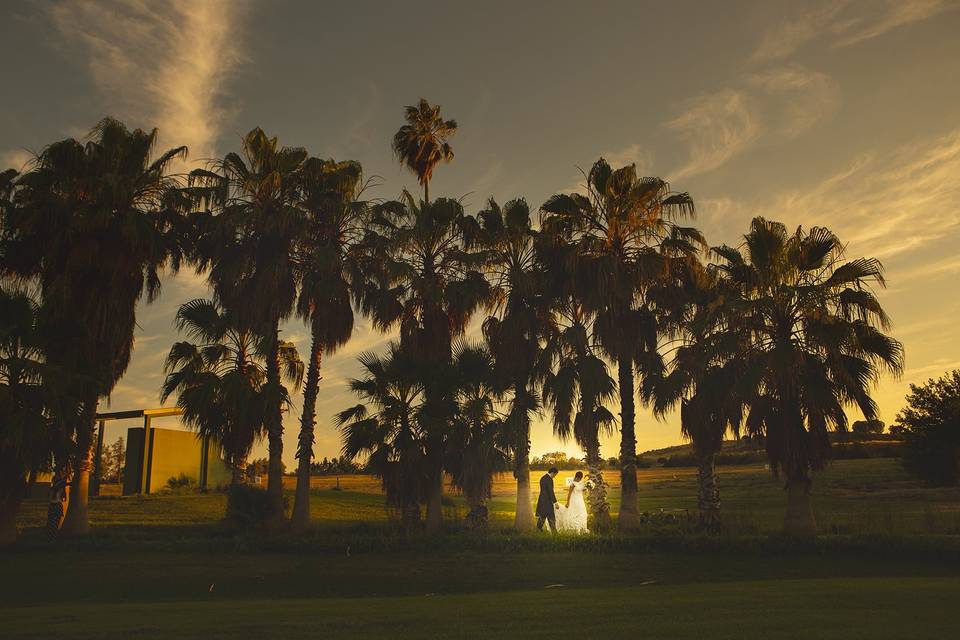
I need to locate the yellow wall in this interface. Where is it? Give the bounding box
[124,427,232,493]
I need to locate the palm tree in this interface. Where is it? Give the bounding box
[361,193,491,533]
[0,286,51,544]
[392,99,457,203]
[4,119,186,535]
[290,158,372,530]
[540,302,617,533]
[471,197,546,531]
[712,218,903,536]
[447,340,510,530]
[188,128,306,517]
[645,266,746,531]
[160,299,303,519]
[337,343,427,530]
[540,158,701,531]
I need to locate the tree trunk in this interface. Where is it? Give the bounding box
[784,474,817,537]
[696,450,721,532]
[60,397,97,537]
[584,436,612,534]
[617,356,640,531]
[291,332,322,531]
[0,455,25,545]
[425,471,443,534]
[465,493,488,530]
[264,326,285,521]
[513,389,534,532]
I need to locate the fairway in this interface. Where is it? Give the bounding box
[7,458,960,638]
[3,551,959,639]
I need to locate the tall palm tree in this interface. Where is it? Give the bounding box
[713,217,903,536]
[540,158,701,531]
[392,99,457,203]
[290,158,372,530]
[188,128,306,517]
[3,119,186,535]
[337,343,427,530]
[0,286,51,544]
[361,193,491,533]
[471,197,546,531]
[540,302,617,533]
[447,340,510,530]
[160,299,303,519]
[645,267,746,531]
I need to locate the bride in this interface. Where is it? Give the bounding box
[555,471,589,534]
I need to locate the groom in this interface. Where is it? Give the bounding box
[536,467,560,533]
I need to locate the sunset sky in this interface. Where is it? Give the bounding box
[2,0,959,465]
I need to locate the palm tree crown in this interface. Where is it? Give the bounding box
[713,217,904,535]
[392,99,457,202]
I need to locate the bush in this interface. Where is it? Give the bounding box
[226,484,287,528]
[165,473,195,491]
[897,371,960,486]
[832,442,903,460]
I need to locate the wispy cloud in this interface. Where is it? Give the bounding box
[665,65,839,180]
[720,128,960,264]
[48,0,249,166]
[750,0,955,63]
[665,89,758,180]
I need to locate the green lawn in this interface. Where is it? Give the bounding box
[15,458,960,537]
[6,458,960,638]
[3,551,959,638]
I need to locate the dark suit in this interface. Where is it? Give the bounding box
[536,473,558,532]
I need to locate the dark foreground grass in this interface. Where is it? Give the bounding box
[7,458,960,638]
[3,550,959,639]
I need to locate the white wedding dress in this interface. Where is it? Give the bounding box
[555,478,588,534]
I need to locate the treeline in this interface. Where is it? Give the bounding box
[1,98,906,544]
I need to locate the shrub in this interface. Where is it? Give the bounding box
[165,473,195,490]
[897,371,960,486]
[226,484,287,528]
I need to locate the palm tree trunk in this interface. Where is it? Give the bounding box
[465,492,488,530]
[696,449,720,532]
[264,326,285,521]
[584,435,612,533]
[617,356,640,531]
[0,453,25,545]
[513,387,534,532]
[291,331,322,531]
[60,397,98,537]
[784,473,817,537]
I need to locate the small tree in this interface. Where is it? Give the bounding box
[897,371,960,486]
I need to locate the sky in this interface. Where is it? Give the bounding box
[2,0,959,466]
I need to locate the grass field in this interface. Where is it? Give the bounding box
[15,458,960,536]
[6,458,960,638]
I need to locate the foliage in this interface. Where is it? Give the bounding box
[337,342,428,528]
[98,437,126,484]
[852,419,885,435]
[897,371,960,486]
[391,98,457,202]
[540,157,701,531]
[187,128,307,513]
[3,118,187,534]
[713,218,904,535]
[225,483,287,528]
[161,298,302,500]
